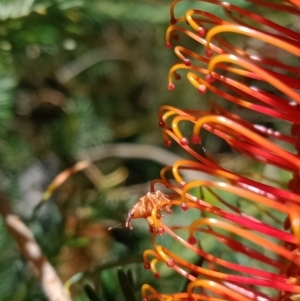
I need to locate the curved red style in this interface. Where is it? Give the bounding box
[139,0,300,301]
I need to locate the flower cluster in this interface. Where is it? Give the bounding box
[141,0,300,300]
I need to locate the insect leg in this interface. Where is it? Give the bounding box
[125,209,135,230]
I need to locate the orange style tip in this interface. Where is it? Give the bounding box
[191,134,201,145]
[180,181,186,187]
[143,298,149,301]
[170,17,177,24]
[184,58,191,66]
[181,202,189,211]
[168,83,175,90]
[144,262,151,269]
[205,73,215,83]
[154,272,160,278]
[188,236,197,245]
[180,137,189,146]
[164,140,172,147]
[172,34,179,40]
[157,227,165,236]
[159,120,165,127]
[198,84,207,94]
[166,41,172,49]
[167,258,175,267]
[174,73,181,80]
[197,27,206,37]
[149,226,157,233]
[205,48,213,58]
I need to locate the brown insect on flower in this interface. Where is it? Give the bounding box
[125,190,172,231]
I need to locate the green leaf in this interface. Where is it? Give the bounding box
[117,267,137,301]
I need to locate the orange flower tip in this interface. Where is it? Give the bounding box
[144,262,151,269]
[175,73,181,80]
[157,227,165,236]
[184,58,191,66]
[154,272,160,278]
[188,236,197,245]
[181,202,189,211]
[159,120,165,128]
[191,134,201,145]
[180,181,186,187]
[164,140,172,147]
[149,225,157,233]
[198,84,207,94]
[166,41,172,49]
[180,137,189,146]
[143,297,149,301]
[167,258,175,267]
[173,33,179,40]
[197,27,206,37]
[205,48,213,58]
[170,17,177,24]
[168,83,175,90]
[205,73,215,83]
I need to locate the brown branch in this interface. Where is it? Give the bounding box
[77,143,182,165]
[0,191,72,301]
[77,143,213,183]
[55,48,129,83]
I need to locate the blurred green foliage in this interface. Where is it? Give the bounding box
[0,1,195,300]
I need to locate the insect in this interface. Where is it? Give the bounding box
[125,190,172,230]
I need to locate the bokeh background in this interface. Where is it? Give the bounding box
[0,0,297,300]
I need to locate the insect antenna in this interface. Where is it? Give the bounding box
[108,223,123,231]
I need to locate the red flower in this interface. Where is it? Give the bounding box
[138,0,300,300]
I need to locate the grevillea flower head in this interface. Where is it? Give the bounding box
[138,0,300,301]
